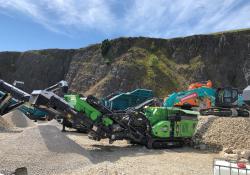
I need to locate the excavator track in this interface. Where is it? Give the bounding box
[200,107,249,117]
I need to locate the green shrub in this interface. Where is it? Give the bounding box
[101,39,111,57]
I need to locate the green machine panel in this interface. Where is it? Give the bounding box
[152,121,171,138]
[64,95,102,121]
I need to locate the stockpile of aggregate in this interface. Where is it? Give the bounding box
[2,110,35,128]
[193,116,250,151]
[0,110,35,132]
[0,120,92,175]
[0,116,12,131]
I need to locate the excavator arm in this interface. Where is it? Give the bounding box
[163,87,216,109]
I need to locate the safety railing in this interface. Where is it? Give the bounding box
[214,159,250,175]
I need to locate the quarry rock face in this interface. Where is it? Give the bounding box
[0,49,74,92]
[0,30,249,97]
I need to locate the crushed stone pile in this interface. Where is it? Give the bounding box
[1,110,35,130]
[0,121,92,175]
[193,116,250,151]
[0,116,13,131]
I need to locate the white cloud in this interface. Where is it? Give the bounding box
[0,0,116,36]
[212,4,250,31]
[123,0,250,38]
[123,0,171,36]
[43,0,115,29]
[0,0,249,38]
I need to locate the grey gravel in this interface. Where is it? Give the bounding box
[2,110,35,128]
[0,119,218,175]
[0,110,32,133]
[193,115,250,151]
[0,121,92,175]
[0,116,223,175]
[0,116,12,131]
[63,132,218,175]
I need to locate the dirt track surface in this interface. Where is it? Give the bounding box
[0,120,218,175]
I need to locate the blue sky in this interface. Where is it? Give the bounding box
[0,0,249,51]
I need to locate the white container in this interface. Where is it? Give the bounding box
[214,159,250,175]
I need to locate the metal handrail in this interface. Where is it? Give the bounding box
[214,160,250,175]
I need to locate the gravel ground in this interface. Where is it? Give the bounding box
[1,107,249,175]
[63,132,218,175]
[0,120,218,175]
[1,113,250,175]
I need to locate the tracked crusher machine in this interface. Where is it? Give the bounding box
[0,79,198,149]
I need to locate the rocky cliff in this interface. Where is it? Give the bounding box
[0,29,249,97]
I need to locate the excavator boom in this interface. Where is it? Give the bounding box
[163,87,215,109]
